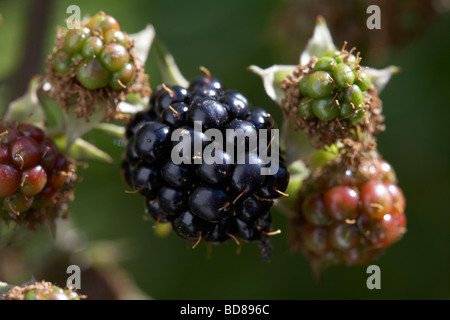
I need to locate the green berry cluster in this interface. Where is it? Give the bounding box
[53,12,136,90]
[297,46,371,124]
[3,281,84,300]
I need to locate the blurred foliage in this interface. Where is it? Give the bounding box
[0,0,449,299]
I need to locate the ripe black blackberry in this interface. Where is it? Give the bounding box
[121,69,289,261]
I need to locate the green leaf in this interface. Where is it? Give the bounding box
[300,16,336,66]
[152,36,189,87]
[248,64,296,105]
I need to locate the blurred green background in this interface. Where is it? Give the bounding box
[0,0,449,299]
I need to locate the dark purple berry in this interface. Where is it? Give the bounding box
[161,102,189,127]
[187,98,229,130]
[145,197,174,223]
[172,210,213,241]
[218,90,250,119]
[161,161,193,189]
[189,187,233,223]
[158,186,188,214]
[235,196,273,221]
[257,161,289,198]
[134,122,172,164]
[231,153,265,195]
[197,149,233,186]
[131,165,161,198]
[245,108,274,130]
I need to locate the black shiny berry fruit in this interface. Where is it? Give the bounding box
[121,71,289,261]
[134,122,172,164]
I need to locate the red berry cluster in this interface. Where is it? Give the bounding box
[290,156,406,271]
[0,122,77,227]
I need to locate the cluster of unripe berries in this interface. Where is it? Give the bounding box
[291,157,406,268]
[297,47,371,123]
[3,281,84,300]
[53,12,136,90]
[0,122,75,225]
[122,71,289,260]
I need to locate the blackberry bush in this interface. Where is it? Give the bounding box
[0,121,77,228]
[121,69,289,261]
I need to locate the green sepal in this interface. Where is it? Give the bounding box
[53,134,114,164]
[94,122,126,140]
[2,77,45,128]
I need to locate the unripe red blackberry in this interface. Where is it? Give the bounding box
[0,121,77,228]
[289,155,406,273]
[43,11,150,121]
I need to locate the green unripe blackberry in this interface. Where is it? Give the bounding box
[3,281,85,300]
[338,101,354,119]
[349,108,366,125]
[311,98,338,121]
[344,84,363,107]
[53,51,72,74]
[286,43,374,131]
[314,56,334,72]
[45,12,142,97]
[305,71,334,99]
[109,62,136,89]
[46,10,148,122]
[81,36,103,58]
[100,43,130,72]
[86,12,121,34]
[298,74,310,96]
[64,27,90,53]
[324,50,343,63]
[332,63,355,88]
[77,59,109,90]
[298,97,315,120]
[104,29,129,48]
[355,70,371,91]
